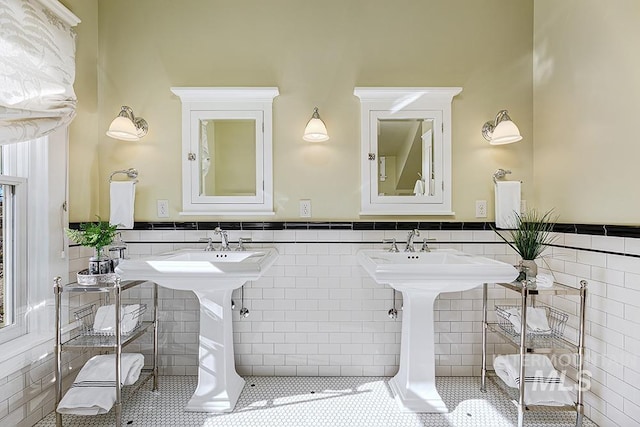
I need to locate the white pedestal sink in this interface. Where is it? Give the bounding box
[357,248,518,412]
[116,248,278,412]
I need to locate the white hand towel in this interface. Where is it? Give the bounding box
[526,307,552,334]
[57,353,144,415]
[495,181,521,229]
[93,304,140,335]
[536,273,554,288]
[493,354,574,406]
[504,307,551,335]
[413,179,425,196]
[505,307,522,332]
[109,181,136,229]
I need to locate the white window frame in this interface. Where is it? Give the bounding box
[0,176,27,344]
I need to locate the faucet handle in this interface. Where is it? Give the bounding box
[383,238,399,253]
[420,238,437,252]
[199,237,215,251]
[236,237,252,251]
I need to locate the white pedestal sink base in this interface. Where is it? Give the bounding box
[356,249,518,414]
[186,289,244,412]
[390,289,447,413]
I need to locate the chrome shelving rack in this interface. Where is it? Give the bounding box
[481,279,587,427]
[54,277,159,427]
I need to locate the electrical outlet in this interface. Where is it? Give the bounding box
[520,199,527,214]
[157,199,169,218]
[299,199,311,218]
[475,200,487,218]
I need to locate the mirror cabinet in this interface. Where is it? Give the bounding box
[354,87,462,215]
[171,87,279,215]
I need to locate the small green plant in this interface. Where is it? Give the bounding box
[66,217,119,258]
[494,209,558,260]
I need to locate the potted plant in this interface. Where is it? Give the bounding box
[66,217,119,274]
[494,209,557,279]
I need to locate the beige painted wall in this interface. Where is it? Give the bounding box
[66,0,533,222]
[62,0,99,221]
[534,0,640,225]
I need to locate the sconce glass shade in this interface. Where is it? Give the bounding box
[490,120,522,145]
[106,106,148,141]
[482,109,522,145]
[303,107,329,142]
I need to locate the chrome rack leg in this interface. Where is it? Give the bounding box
[517,281,529,427]
[153,282,159,391]
[575,280,588,427]
[115,278,122,427]
[481,283,488,392]
[54,277,63,427]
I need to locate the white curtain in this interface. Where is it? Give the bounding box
[0,0,78,145]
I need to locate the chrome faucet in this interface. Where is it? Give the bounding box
[405,229,420,252]
[215,227,230,251]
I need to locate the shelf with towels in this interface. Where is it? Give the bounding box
[54,276,159,427]
[480,279,587,427]
[61,321,154,350]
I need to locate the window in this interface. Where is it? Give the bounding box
[0,131,67,372]
[0,164,27,344]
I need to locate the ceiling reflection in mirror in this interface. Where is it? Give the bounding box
[199,119,256,197]
[377,118,434,197]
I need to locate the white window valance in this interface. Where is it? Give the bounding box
[0,0,80,145]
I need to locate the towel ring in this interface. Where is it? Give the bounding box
[109,168,138,183]
[492,168,511,183]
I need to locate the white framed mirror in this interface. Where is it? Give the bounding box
[354,87,462,215]
[171,87,278,215]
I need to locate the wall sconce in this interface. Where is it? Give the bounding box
[303,107,329,142]
[481,110,522,145]
[106,106,148,141]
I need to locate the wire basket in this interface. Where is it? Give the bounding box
[495,304,568,339]
[73,303,147,336]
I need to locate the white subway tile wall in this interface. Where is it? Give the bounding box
[1,228,639,426]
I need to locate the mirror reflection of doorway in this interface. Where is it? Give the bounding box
[377,119,434,196]
[199,119,257,197]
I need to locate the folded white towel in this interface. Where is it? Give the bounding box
[505,307,522,332]
[504,307,551,335]
[493,354,574,406]
[109,181,136,230]
[413,179,425,196]
[93,304,140,335]
[57,353,144,415]
[495,181,521,229]
[535,273,554,288]
[526,307,552,334]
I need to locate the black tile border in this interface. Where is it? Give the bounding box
[68,221,640,238]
